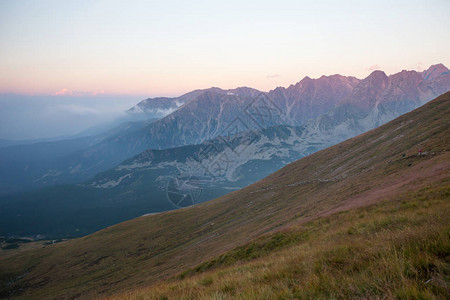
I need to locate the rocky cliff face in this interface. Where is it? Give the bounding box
[268,74,360,124]
[313,64,450,138]
[422,63,449,80]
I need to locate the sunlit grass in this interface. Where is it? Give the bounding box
[110,184,449,299]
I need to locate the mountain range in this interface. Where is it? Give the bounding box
[1,64,448,195]
[0,64,449,238]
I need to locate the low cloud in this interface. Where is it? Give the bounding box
[0,94,139,140]
[52,88,105,97]
[267,74,280,79]
[51,104,102,115]
[367,64,380,71]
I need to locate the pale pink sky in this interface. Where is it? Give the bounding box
[0,0,449,97]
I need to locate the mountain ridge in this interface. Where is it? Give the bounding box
[0,64,448,196]
[37,63,450,181]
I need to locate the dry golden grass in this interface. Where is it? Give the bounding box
[108,182,449,299]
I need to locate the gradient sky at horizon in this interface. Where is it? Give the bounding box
[1,0,449,97]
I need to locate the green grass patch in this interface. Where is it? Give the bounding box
[178,230,309,279]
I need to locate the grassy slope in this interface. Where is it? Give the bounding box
[0,92,449,299]
[112,180,449,299]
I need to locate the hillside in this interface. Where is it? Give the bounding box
[0,92,449,299]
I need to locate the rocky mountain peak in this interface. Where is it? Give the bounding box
[422,63,449,80]
[365,70,389,86]
[387,70,423,86]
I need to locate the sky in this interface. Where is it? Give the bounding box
[1,0,449,97]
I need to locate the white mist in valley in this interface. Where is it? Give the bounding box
[0,94,141,142]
